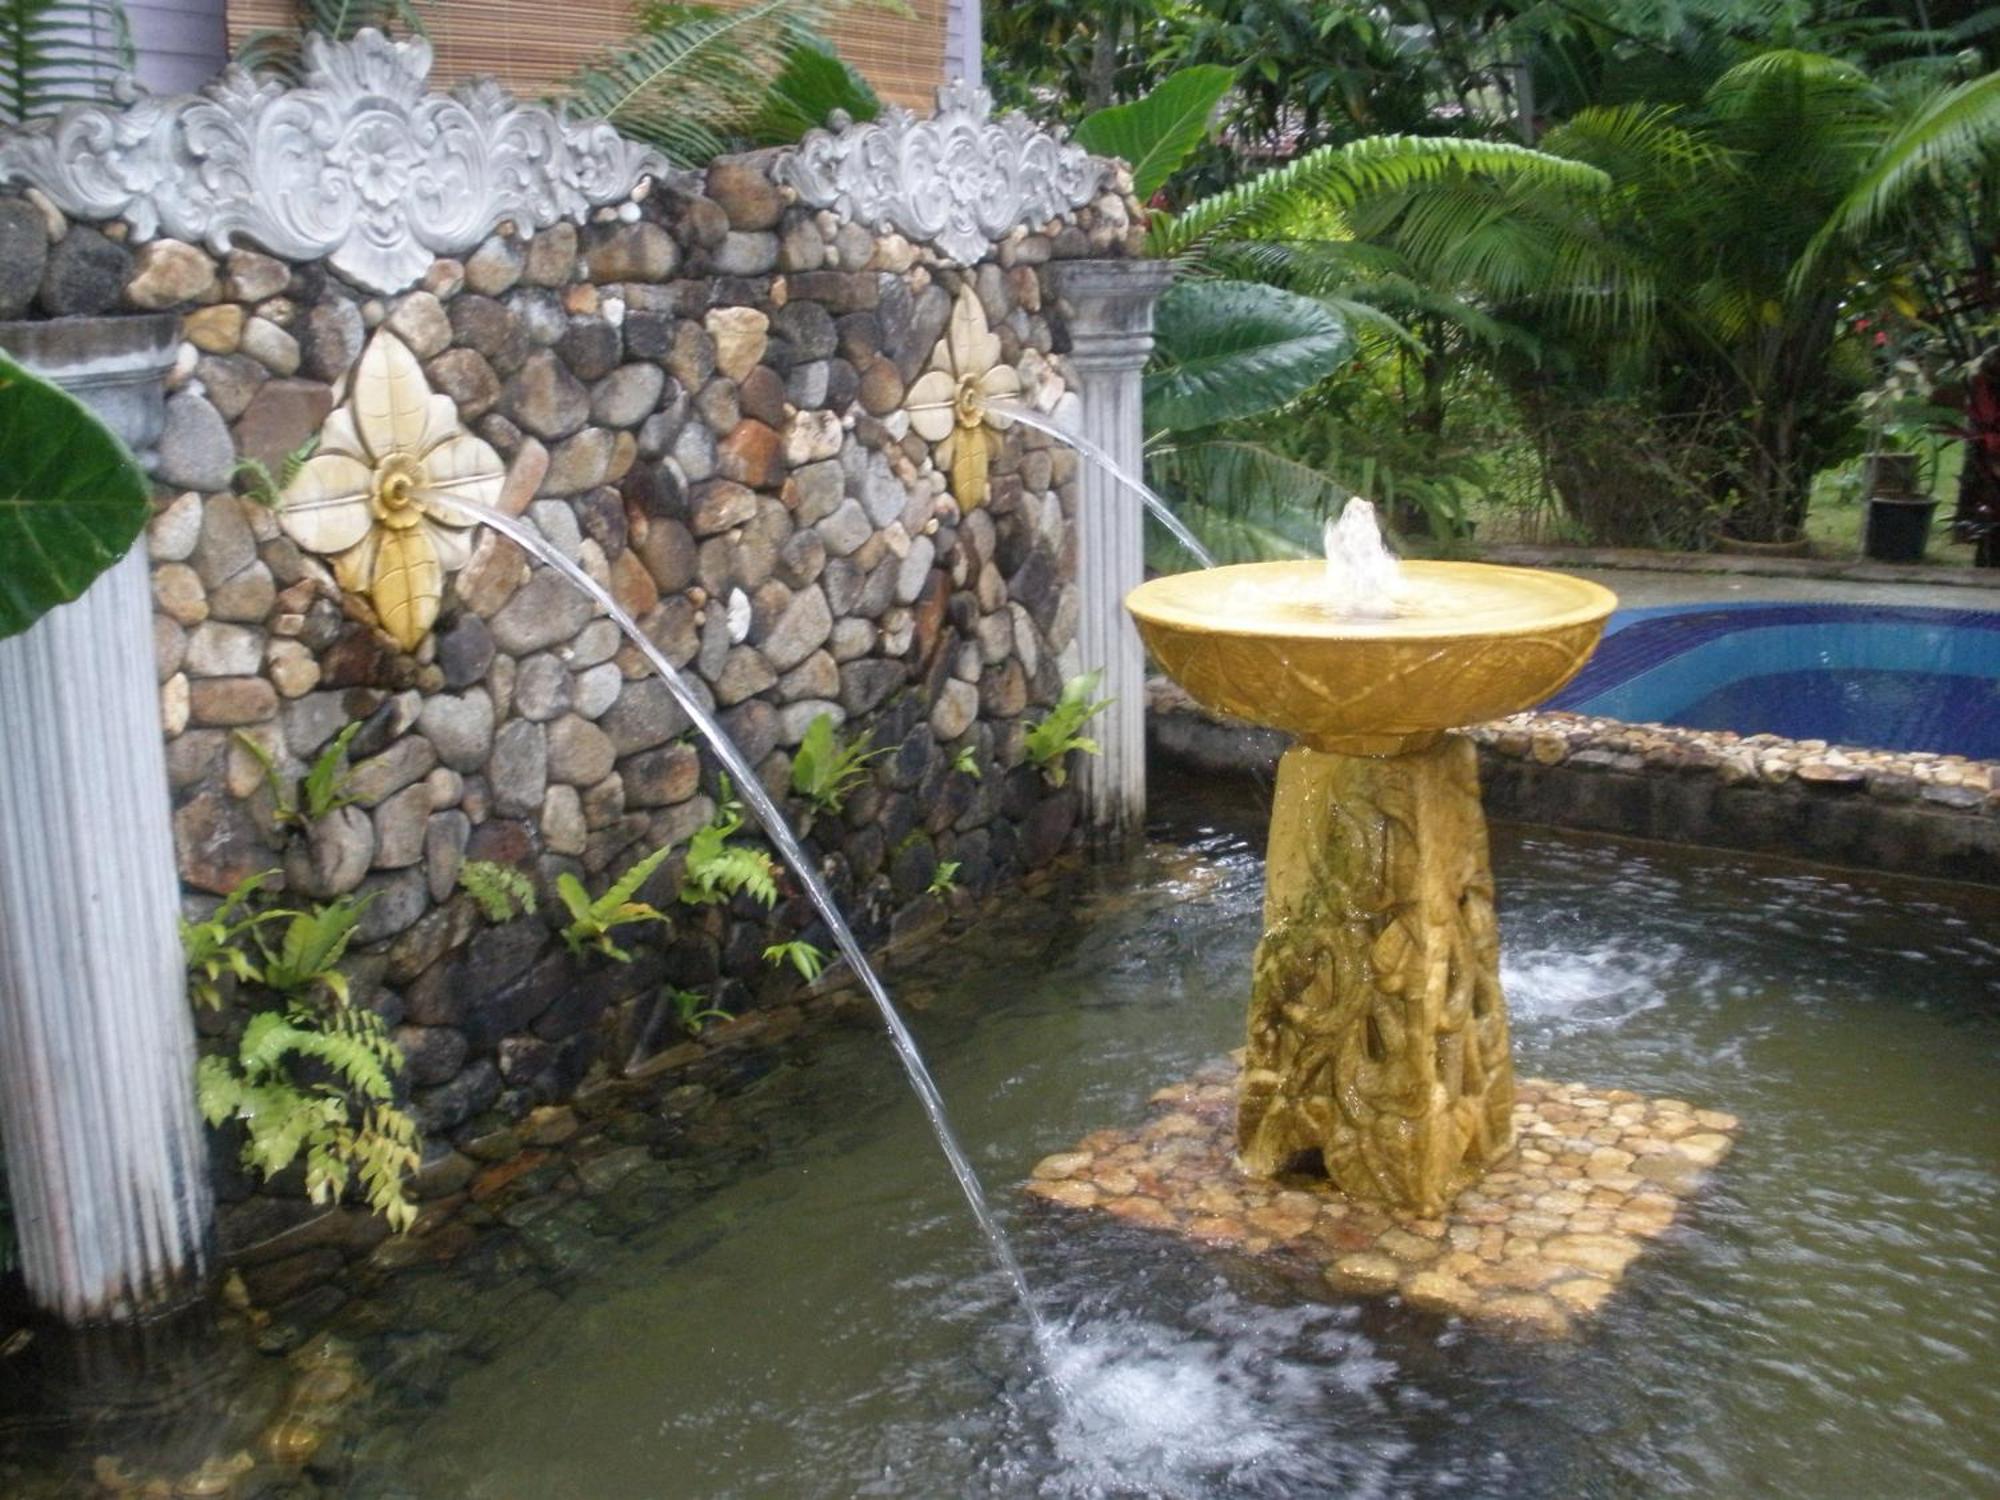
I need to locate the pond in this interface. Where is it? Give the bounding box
[9,768,2000,1498]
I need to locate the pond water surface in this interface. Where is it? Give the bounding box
[16,772,2000,1498]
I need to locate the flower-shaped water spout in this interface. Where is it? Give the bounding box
[905,288,1022,512]
[279,330,504,651]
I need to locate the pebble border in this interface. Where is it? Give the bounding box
[1028,1054,1738,1339]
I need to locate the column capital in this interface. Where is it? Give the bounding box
[1052,259,1177,373]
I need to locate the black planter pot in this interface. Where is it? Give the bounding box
[1863,494,1938,563]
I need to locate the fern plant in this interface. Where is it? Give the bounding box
[232,434,319,510]
[181,870,285,1009]
[668,986,734,1036]
[557,844,674,962]
[789,711,880,816]
[762,938,826,981]
[197,1006,418,1231]
[257,894,370,1003]
[0,0,131,124]
[1024,671,1113,787]
[679,777,779,908]
[458,859,537,923]
[187,876,419,1232]
[236,720,364,832]
[951,745,981,779]
[928,860,961,897]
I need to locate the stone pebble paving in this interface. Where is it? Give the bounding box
[1027,1055,1738,1338]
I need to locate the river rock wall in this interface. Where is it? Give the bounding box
[0,138,1143,1299]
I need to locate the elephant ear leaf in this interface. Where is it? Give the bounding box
[1074,65,1235,202]
[0,349,149,641]
[1144,279,1353,431]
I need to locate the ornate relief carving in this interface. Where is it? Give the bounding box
[0,30,678,294]
[776,80,1106,265]
[1239,737,1515,1217]
[904,286,1021,511]
[280,330,501,651]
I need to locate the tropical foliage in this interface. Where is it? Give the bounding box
[789,712,881,816]
[557,844,675,962]
[0,349,151,640]
[564,0,880,166]
[1008,2,2000,557]
[1024,670,1113,785]
[187,881,421,1231]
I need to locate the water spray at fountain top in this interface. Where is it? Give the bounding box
[1322,498,1405,619]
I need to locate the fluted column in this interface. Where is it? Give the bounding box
[0,316,212,1324]
[1052,259,1175,848]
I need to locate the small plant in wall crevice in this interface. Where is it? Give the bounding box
[1024,670,1113,786]
[556,845,675,962]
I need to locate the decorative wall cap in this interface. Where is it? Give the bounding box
[0,29,680,294]
[775,79,1107,265]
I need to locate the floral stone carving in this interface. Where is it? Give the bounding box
[906,288,1022,512]
[776,80,1106,265]
[0,29,677,295]
[279,330,501,651]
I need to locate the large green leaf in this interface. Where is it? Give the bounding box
[0,348,149,640]
[1145,279,1353,431]
[1074,64,1234,201]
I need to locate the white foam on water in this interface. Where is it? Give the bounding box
[1039,1298,1408,1498]
[1500,941,1687,1033]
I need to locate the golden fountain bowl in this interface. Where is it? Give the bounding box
[1126,560,1617,756]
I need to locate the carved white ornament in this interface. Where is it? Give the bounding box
[280,330,502,652]
[777,80,1106,265]
[0,29,678,294]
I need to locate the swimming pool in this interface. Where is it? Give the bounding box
[1550,603,2000,759]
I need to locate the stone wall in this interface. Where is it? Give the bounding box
[0,138,1144,1300]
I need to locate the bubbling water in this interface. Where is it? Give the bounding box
[1322,498,1405,618]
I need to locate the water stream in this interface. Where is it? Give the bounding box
[433,499,1059,1367]
[988,403,1219,569]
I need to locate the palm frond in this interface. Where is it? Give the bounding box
[0,0,130,124]
[1148,135,1612,267]
[1795,68,2000,288]
[564,0,833,167]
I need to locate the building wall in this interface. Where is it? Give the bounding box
[224,0,954,110]
[127,0,229,94]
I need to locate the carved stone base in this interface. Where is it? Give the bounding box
[1239,735,1512,1215]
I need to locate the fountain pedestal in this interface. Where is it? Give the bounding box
[1242,735,1513,1215]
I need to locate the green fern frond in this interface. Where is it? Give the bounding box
[458,859,538,922]
[762,939,826,981]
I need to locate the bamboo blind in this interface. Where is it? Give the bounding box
[227,1,948,111]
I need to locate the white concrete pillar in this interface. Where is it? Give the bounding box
[1052,259,1175,848]
[0,316,212,1324]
